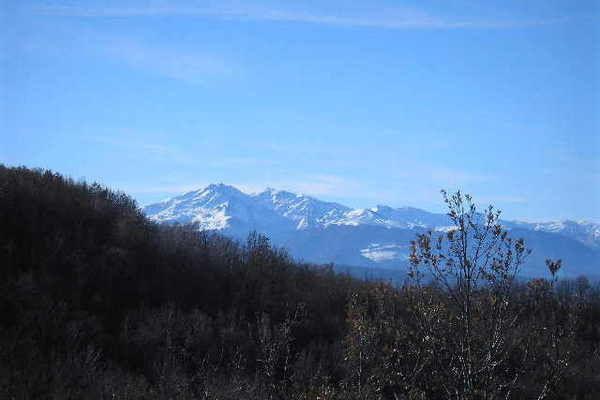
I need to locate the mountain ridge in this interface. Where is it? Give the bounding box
[144,183,599,239]
[143,184,600,276]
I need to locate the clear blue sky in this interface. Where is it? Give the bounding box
[1,0,598,221]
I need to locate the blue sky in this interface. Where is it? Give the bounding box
[1,0,598,221]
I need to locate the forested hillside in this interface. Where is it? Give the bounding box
[1,165,600,399]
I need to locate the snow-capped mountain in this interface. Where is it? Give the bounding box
[512,220,600,249]
[334,205,451,229]
[144,184,600,277]
[254,187,351,229]
[145,184,351,234]
[144,184,454,232]
[143,184,292,235]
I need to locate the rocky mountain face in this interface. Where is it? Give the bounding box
[144,184,600,278]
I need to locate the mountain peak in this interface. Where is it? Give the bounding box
[203,183,240,193]
[258,187,296,198]
[262,187,279,194]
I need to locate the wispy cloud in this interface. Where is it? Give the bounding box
[209,156,279,169]
[92,135,279,170]
[94,36,236,84]
[426,166,491,186]
[18,24,237,85]
[34,1,563,30]
[272,174,366,198]
[91,135,201,166]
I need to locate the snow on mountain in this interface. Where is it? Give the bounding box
[144,183,355,234]
[144,184,238,228]
[513,220,600,248]
[254,188,350,229]
[144,184,599,245]
[143,184,600,276]
[144,184,452,232]
[143,183,293,233]
[333,208,391,227]
[360,243,410,262]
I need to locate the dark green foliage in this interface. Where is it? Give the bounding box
[1,165,599,399]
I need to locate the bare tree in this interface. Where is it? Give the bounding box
[409,190,530,399]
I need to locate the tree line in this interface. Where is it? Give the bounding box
[1,165,599,399]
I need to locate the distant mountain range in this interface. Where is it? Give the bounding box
[143,184,600,278]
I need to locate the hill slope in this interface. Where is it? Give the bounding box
[0,166,357,397]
